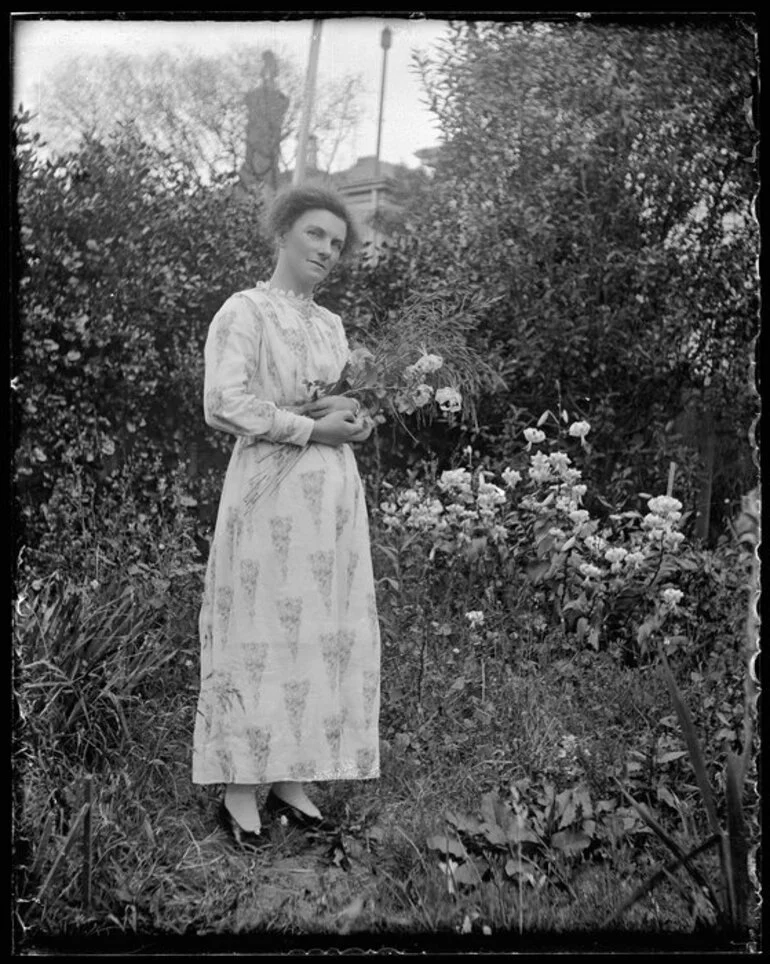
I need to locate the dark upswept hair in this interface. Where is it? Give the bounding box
[265,184,360,257]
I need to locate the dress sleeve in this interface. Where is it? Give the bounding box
[203,295,316,446]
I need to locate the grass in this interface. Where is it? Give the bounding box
[13,515,760,954]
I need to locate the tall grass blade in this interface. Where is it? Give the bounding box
[725,751,750,933]
[27,810,56,881]
[81,777,93,911]
[659,651,721,837]
[614,780,723,915]
[34,802,89,906]
[602,832,721,928]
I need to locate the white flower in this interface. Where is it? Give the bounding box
[528,452,553,483]
[411,383,435,408]
[438,468,473,492]
[524,428,546,446]
[584,534,608,555]
[501,467,522,488]
[663,530,685,550]
[579,562,603,580]
[647,495,683,517]
[465,610,485,629]
[561,468,583,485]
[568,420,591,439]
[624,550,646,568]
[604,546,628,564]
[548,451,571,471]
[477,481,507,506]
[413,352,444,375]
[435,386,462,413]
[661,587,683,608]
[642,512,668,530]
[569,509,590,526]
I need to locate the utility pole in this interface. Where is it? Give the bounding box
[374,25,392,178]
[294,19,323,186]
[372,25,392,255]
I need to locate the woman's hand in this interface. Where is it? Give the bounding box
[309,410,364,446]
[301,395,358,420]
[347,415,374,444]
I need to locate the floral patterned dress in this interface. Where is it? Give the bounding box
[192,283,381,786]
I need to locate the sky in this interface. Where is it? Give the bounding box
[11,15,453,171]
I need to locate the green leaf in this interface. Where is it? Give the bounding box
[659,652,721,837]
[550,828,592,854]
[426,834,468,860]
[526,560,550,583]
[444,809,484,835]
[506,820,539,845]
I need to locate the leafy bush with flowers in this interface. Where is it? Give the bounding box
[377,412,697,663]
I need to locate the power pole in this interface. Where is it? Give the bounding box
[294,19,323,186]
[372,25,392,255]
[374,25,392,179]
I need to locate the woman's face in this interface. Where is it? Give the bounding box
[278,208,348,289]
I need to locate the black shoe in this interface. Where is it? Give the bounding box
[217,801,267,850]
[264,790,337,833]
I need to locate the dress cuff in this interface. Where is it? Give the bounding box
[274,411,315,446]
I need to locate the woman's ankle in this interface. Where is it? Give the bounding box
[224,784,261,832]
[270,781,322,818]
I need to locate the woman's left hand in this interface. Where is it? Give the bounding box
[347,415,374,443]
[301,395,358,420]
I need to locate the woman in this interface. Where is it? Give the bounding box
[192,185,381,845]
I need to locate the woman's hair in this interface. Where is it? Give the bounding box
[265,184,360,257]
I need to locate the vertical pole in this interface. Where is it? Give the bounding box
[373,25,392,255]
[666,461,677,498]
[374,26,392,178]
[294,19,323,186]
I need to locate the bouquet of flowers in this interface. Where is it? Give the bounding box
[303,288,507,429]
[304,343,463,427]
[244,290,504,510]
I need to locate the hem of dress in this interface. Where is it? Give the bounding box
[192,768,381,787]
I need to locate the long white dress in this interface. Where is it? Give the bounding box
[192,283,381,786]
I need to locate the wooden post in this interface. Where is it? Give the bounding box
[666,461,677,498]
[694,408,716,541]
[293,20,323,186]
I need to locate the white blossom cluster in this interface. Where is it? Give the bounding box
[377,421,687,609]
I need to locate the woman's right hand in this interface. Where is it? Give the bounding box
[309,410,362,446]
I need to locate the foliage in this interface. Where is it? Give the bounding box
[605,490,757,936]
[13,113,274,550]
[605,651,754,936]
[375,416,701,664]
[333,17,759,533]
